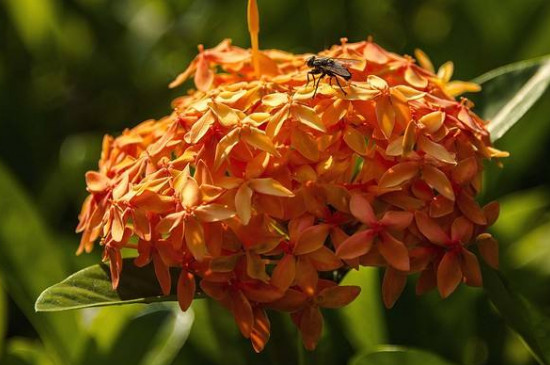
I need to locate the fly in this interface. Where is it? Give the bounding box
[305,56,358,98]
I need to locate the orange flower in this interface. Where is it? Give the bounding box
[269,279,360,350]
[77,8,506,350]
[415,212,482,297]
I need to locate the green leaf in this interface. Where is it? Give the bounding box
[506,221,550,274]
[0,279,6,356]
[35,258,186,311]
[74,303,193,365]
[141,303,194,365]
[82,304,144,353]
[339,267,387,352]
[482,264,550,365]
[350,346,456,365]
[3,338,55,365]
[0,162,81,363]
[182,300,223,364]
[473,55,550,142]
[491,187,550,244]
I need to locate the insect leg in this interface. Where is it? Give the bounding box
[313,73,324,98]
[334,76,347,96]
[310,73,317,89]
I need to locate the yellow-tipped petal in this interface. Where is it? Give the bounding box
[414,48,435,73]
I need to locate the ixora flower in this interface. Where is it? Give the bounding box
[75,1,508,353]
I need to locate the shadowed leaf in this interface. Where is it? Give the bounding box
[350,346,455,365]
[36,258,204,311]
[482,263,550,365]
[473,56,550,142]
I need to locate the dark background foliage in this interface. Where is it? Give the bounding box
[1,0,550,364]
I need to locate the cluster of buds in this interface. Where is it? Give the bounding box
[77,37,506,351]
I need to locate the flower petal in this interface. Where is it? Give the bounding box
[299,306,323,351]
[133,209,151,241]
[415,211,449,245]
[271,254,296,291]
[195,54,214,92]
[185,110,216,144]
[262,93,290,107]
[437,251,462,298]
[322,99,348,127]
[307,246,342,271]
[317,285,360,308]
[153,252,171,296]
[417,135,456,165]
[445,81,481,97]
[452,156,478,185]
[169,60,196,89]
[195,204,235,222]
[214,129,240,168]
[437,61,454,82]
[364,43,389,64]
[379,232,410,271]
[242,127,280,157]
[429,195,454,218]
[130,190,175,213]
[414,48,435,73]
[85,171,109,193]
[418,111,445,134]
[380,211,413,230]
[250,307,271,353]
[457,190,487,225]
[349,192,377,225]
[266,104,290,138]
[291,103,326,132]
[375,96,395,139]
[335,230,374,260]
[382,267,407,308]
[291,128,319,161]
[235,183,254,225]
[268,289,307,312]
[185,218,207,261]
[378,162,420,188]
[477,233,499,269]
[249,178,294,197]
[402,120,417,155]
[177,270,196,311]
[294,224,330,255]
[451,216,473,243]
[343,126,368,155]
[422,165,455,201]
[231,290,254,338]
[405,66,428,89]
[295,258,318,296]
[483,201,500,227]
[181,177,201,208]
[461,249,482,287]
[107,247,122,290]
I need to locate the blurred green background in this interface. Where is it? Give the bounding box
[1,0,550,364]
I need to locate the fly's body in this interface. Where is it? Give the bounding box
[305,56,354,97]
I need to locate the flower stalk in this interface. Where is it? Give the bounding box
[248,0,261,77]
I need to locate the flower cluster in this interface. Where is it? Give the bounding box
[77,38,506,351]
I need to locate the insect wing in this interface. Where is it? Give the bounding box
[332,57,362,65]
[326,61,352,78]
